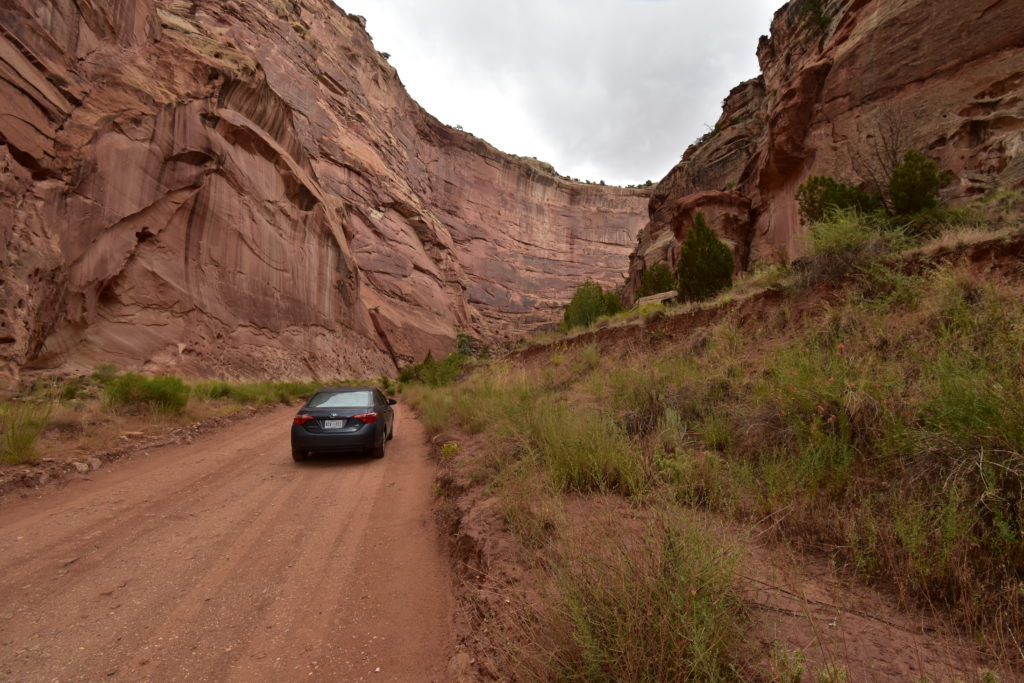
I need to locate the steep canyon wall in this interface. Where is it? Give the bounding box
[626,0,1024,301]
[0,0,648,389]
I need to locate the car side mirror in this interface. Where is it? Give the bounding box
[387,398,398,405]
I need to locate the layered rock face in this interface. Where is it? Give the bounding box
[626,0,1024,302]
[0,0,648,389]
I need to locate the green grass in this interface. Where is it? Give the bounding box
[391,209,1024,665]
[102,372,336,414]
[525,513,746,682]
[104,374,190,414]
[0,401,53,464]
[633,263,1024,639]
[530,403,646,496]
[408,253,1024,658]
[405,355,648,497]
[191,379,321,405]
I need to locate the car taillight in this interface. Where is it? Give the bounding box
[352,412,378,424]
[293,414,315,426]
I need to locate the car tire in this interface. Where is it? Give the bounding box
[386,422,395,441]
[371,432,386,459]
[292,449,307,462]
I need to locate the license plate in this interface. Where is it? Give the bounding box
[323,419,347,429]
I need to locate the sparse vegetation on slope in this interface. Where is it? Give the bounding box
[406,204,1024,676]
[529,513,747,681]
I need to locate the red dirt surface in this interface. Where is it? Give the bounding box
[0,405,454,682]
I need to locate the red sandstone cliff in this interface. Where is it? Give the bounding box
[0,0,648,389]
[625,0,1024,302]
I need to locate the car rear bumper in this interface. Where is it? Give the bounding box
[290,424,381,453]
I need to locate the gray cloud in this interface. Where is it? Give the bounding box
[337,0,781,185]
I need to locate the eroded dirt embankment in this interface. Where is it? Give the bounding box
[522,233,1024,364]
[433,434,999,681]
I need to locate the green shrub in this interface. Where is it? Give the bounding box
[676,212,733,302]
[801,209,907,281]
[399,351,469,387]
[60,378,83,401]
[190,380,233,400]
[225,380,318,405]
[796,175,880,224]
[91,364,118,385]
[888,150,952,216]
[563,280,622,330]
[799,0,831,31]
[377,375,397,395]
[636,262,675,298]
[104,374,190,414]
[0,401,53,464]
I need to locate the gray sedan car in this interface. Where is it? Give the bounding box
[290,387,396,462]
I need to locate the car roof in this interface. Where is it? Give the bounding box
[313,386,379,393]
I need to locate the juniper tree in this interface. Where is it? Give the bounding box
[676,213,733,302]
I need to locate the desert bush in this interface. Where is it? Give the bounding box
[91,364,119,385]
[224,380,319,405]
[531,515,746,681]
[398,351,469,387]
[888,150,952,216]
[891,205,980,240]
[799,0,832,31]
[563,280,622,330]
[796,175,880,224]
[636,262,675,298]
[58,378,83,401]
[0,401,53,464]
[677,213,733,302]
[190,380,233,400]
[104,374,190,414]
[800,209,907,281]
[377,375,397,395]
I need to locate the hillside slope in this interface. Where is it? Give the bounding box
[0,0,648,391]
[408,226,1024,679]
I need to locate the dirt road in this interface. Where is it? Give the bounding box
[0,405,454,682]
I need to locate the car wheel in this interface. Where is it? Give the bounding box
[371,432,386,459]
[386,422,395,441]
[292,449,307,462]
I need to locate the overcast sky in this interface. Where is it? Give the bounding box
[335,0,782,186]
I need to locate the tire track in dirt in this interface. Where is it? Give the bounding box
[0,405,453,682]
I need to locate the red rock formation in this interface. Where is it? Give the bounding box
[626,0,1024,303]
[0,0,648,389]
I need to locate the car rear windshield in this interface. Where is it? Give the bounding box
[308,390,373,408]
